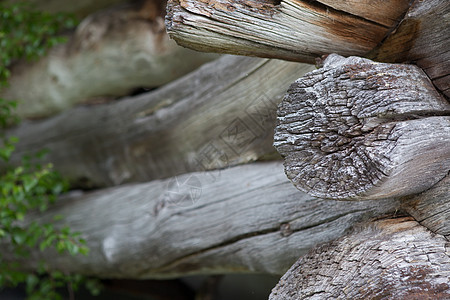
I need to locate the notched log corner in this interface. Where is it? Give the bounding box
[368,0,449,98]
[274,54,450,200]
[402,172,450,239]
[270,217,450,300]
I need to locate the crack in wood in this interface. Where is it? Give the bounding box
[270,217,450,299]
[148,208,370,274]
[275,54,450,200]
[166,0,390,62]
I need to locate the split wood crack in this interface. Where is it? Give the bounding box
[274,54,450,200]
[151,208,368,273]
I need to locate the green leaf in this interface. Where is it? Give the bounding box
[0,3,90,299]
[52,214,63,221]
[56,240,65,253]
[50,270,63,279]
[12,228,27,245]
[23,176,38,192]
[60,226,70,235]
[85,279,102,296]
[66,242,79,256]
[79,246,89,256]
[26,274,39,294]
[15,211,24,221]
[39,234,56,251]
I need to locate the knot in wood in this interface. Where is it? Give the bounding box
[274,54,450,200]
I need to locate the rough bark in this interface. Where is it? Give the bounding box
[369,0,450,98]
[3,162,401,279]
[274,54,450,200]
[2,0,218,119]
[4,56,315,188]
[270,217,450,299]
[166,0,408,63]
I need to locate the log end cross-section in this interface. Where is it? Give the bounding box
[274,54,450,200]
[269,217,450,299]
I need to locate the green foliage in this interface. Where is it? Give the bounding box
[0,1,76,88]
[0,1,76,125]
[0,2,101,299]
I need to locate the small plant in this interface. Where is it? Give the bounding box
[0,2,101,299]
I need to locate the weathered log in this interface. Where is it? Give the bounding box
[3,162,401,279]
[166,0,409,63]
[369,0,450,98]
[8,0,124,18]
[269,217,450,299]
[2,0,218,119]
[166,0,449,99]
[4,56,315,188]
[402,173,450,239]
[274,54,450,200]
[313,0,411,27]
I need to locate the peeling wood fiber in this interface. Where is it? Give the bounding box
[166,0,401,63]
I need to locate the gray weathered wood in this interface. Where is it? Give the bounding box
[4,56,315,188]
[369,0,450,98]
[270,217,450,299]
[2,162,402,279]
[166,0,407,63]
[274,54,450,200]
[166,0,449,99]
[402,173,450,240]
[2,0,218,119]
[315,0,411,27]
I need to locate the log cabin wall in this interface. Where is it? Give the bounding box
[1,0,448,298]
[166,0,450,97]
[166,0,449,296]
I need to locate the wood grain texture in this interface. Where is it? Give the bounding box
[166,0,401,63]
[316,0,411,27]
[4,56,315,188]
[167,0,449,99]
[402,173,450,240]
[369,0,450,98]
[2,162,401,279]
[274,54,450,200]
[270,217,450,299]
[2,0,218,119]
